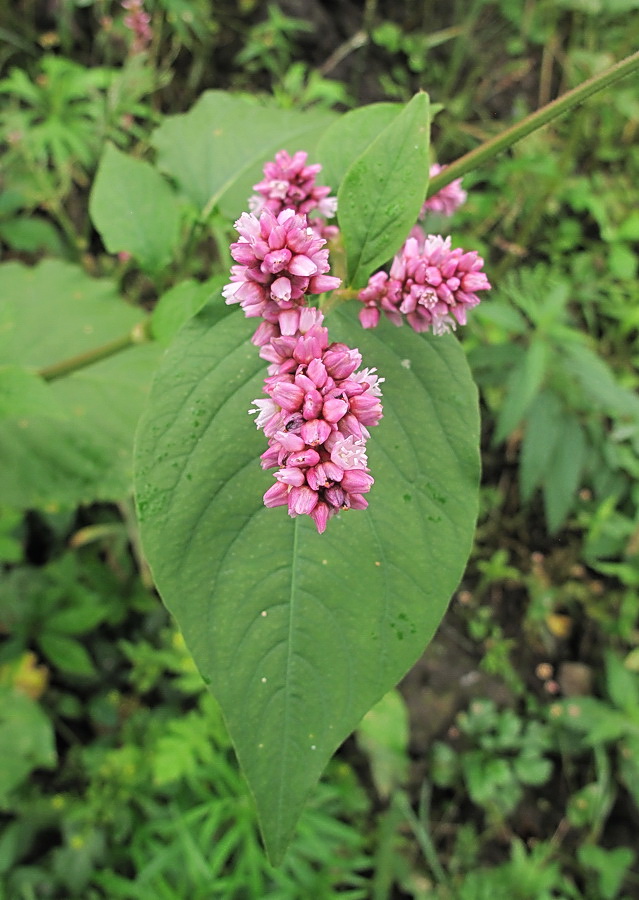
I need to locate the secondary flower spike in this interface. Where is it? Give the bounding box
[250,311,383,534]
[223,208,341,322]
[250,150,337,218]
[358,234,491,334]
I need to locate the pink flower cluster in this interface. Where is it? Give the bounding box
[421,163,467,218]
[358,234,491,334]
[225,153,383,533]
[250,308,383,533]
[121,0,152,52]
[223,208,341,322]
[249,150,338,240]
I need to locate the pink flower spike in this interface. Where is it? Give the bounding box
[250,150,338,238]
[357,233,490,335]
[224,208,340,319]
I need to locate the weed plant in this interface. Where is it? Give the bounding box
[1,0,639,897]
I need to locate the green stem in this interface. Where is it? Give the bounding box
[427,48,639,198]
[38,320,152,382]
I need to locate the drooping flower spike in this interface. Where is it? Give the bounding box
[358,234,491,335]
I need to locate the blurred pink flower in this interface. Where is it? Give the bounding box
[421,163,467,218]
[121,0,152,52]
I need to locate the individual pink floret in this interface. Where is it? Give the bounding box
[250,311,383,534]
[358,235,491,335]
[223,208,341,321]
[421,163,467,218]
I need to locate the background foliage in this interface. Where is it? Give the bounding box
[1,0,639,896]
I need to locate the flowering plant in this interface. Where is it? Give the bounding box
[128,58,639,860]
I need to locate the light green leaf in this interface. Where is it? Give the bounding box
[0,366,65,420]
[0,687,57,801]
[494,338,549,444]
[356,688,409,798]
[0,217,65,255]
[560,341,639,422]
[151,91,336,220]
[519,389,564,501]
[316,102,402,191]
[151,276,228,345]
[576,845,635,900]
[38,632,96,677]
[541,413,586,532]
[46,603,106,635]
[90,143,182,274]
[0,260,161,508]
[134,301,479,862]
[338,92,430,287]
[604,650,639,715]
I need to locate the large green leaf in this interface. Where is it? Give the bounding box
[0,260,161,508]
[0,366,64,420]
[134,300,479,862]
[90,143,182,274]
[494,337,549,444]
[338,92,430,287]
[316,102,401,191]
[151,91,336,220]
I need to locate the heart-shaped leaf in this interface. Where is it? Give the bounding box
[151,91,336,220]
[90,143,182,274]
[0,260,160,508]
[134,300,479,862]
